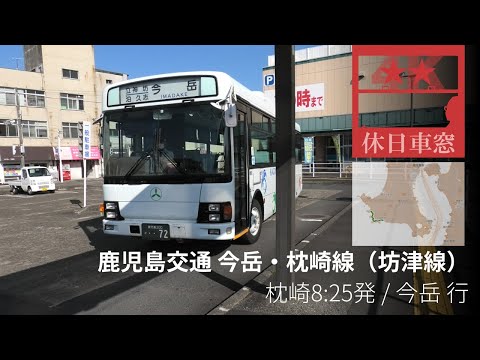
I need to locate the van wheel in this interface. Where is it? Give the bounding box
[12,187,18,195]
[240,198,263,244]
[27,187,34,196]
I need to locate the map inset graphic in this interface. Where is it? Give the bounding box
[353,162,464,246]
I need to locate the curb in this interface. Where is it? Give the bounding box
[207,202,353,315]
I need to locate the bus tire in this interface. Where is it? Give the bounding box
[241,198,263,244]
[27,187,33,196]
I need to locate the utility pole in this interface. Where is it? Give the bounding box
[15,88,25,168]
[275,45,296,293]
[57,130,64,183]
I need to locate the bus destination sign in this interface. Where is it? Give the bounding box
[119,77,201,105]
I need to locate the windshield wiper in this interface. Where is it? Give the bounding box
[124,150,152,179]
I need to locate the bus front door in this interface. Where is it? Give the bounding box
[233,110,249,234]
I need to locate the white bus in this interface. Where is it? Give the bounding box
[101,71,303,244]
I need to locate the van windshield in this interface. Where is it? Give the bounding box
[28,168,50,177]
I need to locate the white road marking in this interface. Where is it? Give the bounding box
[1,191,79,201]
[299,218,323,222]
[11,197,79,207]
[0,194,30,198]
[21,208,74,217]
[265,199,319,223]
[218,307,229,312]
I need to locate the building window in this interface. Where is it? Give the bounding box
[0,87,17,105]
[325,136,338,162]
[21,120,48,138]
[0,88,45,107]
[341,134,352,162]
[60,93,84,110]
[106,79,113,84]
[62,122,79,138]
[0,120,19,137]
[325,134,352,162]
[62,68,79,79]
[295,133,304,164]
[25,90,45,107]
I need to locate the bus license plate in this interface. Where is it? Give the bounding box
[142,224,170,240]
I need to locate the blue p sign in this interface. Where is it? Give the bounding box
[264,74,275,86]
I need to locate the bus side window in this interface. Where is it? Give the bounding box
[216,153,225,173]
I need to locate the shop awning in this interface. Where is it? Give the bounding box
[53,146,101,160]
[0,146,55,163]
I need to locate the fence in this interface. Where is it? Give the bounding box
[302,162,353,178]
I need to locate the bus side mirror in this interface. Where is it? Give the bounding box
[224,104,237,127]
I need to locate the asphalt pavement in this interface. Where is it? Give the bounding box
[0,178,103,195]
[211,207,416,315]
[1,179,470,315]
[0,179,352,314]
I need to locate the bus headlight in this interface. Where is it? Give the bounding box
[103,201,123,220]
[208,204,220,212]
[209,214,221,222]
[105,202,117,210]
[197,202,232,223]
[106,211,117,219]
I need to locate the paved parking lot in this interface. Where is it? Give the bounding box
[0,180,353,314]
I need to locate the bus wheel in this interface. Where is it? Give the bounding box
[242,198,263,244]
[27,187,34,196]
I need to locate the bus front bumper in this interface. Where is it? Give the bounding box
[102,219,236,241]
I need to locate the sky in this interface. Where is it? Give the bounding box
[0,45,316,91]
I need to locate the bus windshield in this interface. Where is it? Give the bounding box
[103,103,230,183]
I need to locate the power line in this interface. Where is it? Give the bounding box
[1,86,116,95]
[0,94,102,105]
[1,87,111,95]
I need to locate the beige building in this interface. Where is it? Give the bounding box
[0,45,127,183]
[263,46,452,162]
